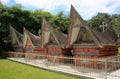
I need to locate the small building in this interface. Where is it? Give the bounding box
[41,17,71,63]
[23,28,45,54]
[67,5,118,67]
[9,25,24,52]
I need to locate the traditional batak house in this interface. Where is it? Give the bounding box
[23,28,45,54]
[9,25,24,52]
[67,5,118,67]
[41,17,69,63]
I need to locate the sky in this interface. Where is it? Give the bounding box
[1,0,120,20]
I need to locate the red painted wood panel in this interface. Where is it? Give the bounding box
[99,46,117,55]
[89,48,96,52]
[34,48,45,51]
[55,48,61,51]
[48,48,53,50]
[75,48,83,52]
[48,48,61,51]
[84,48,88,52]
[26,38,32,46]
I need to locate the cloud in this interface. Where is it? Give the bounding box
[77,0,120,19]
[0,0,10,4]
[14,0,120,20]
[14,0,75,11]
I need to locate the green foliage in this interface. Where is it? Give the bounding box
[49,11,69,33]
[111,14,120,34]
[87,13,111,32]
[87,13,120,35]
[0,59,80,79]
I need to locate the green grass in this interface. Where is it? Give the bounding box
[0,59,82,79]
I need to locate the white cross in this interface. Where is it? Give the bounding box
[99,22,108,32]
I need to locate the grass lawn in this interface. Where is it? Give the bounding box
[0,59,82,79]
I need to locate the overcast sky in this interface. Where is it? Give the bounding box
[1,0,120,20]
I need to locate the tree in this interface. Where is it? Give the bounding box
[87,13,111,32]
[111,14,120,34]
[0,3,10,50]
[49,11,69,33]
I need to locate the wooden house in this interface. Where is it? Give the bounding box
[67,5,118,67]
[23,28,45,54]
[41,17,70,63]
[9,25,24,52]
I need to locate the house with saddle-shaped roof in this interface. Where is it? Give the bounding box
[67,5,118,67]
[67,5,118,57]
[23,28,45,54]
[41,17,71,62]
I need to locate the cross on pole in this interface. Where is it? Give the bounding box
[99,22,108,32]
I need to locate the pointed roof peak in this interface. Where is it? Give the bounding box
[70,5,76,11]
[41,17,66,48]
[70,5,87,26]
[9,24,17,31]
[9,24,23,47]
[42,17,54,31]
[71,4,74,9]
